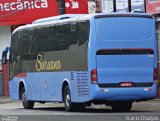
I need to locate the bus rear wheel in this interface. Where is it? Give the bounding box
[63,85,86,112]
[21,88,34,109]
[111,101,132,112]
[63,85,75,112]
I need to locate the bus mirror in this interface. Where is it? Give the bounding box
[2,47,9,64]
[2,51,7,64]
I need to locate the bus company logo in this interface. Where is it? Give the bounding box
[0,0,48,12]
[35,54,62,72]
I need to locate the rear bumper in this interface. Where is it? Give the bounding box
[91,83,157,101]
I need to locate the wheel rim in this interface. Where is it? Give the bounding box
[65,92,70,107]
[22,92,26,103]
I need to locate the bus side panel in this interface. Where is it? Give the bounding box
[9,79,19,100]
[25,71,90,103]
[26,72,61,102]
[27,73,41,101]
[70,71,90,102]
[9,77,27,101]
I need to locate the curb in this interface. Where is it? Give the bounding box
[0,101,12,104]
[147,99,160,102]
[0,97,12,104]
[154,99,160,101]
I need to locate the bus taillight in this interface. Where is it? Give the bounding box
[91,69,98,84]
[154,68,158,81]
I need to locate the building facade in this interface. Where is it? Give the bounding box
[95,0,145,13]
[146,0,160,98]
[146,0,160,67]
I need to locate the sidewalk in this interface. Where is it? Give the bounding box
[0,96,12,104]
[153,98,160,101]
[149,98,160,102]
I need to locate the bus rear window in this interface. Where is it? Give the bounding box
[95,17,154,41]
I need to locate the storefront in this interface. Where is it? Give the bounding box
[0,26,11,96]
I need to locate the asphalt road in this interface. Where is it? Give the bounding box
[0,101,160,121]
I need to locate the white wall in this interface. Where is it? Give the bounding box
[88,1,96,14]
[0,26,11,70]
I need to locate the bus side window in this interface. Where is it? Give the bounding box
[21,30,33,54]
[78,21,90,48]
[46,26,57,51]
[35,28,46,52]
[69,23,79,50]
[61,24,70,50]
[46,25,67,51]
[57,25,67,51]
[10,33,18,61]
[30,30,36,54]
[9,32,19,79]
[71,23,76,32]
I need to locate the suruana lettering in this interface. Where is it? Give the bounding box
[35,54,61,72]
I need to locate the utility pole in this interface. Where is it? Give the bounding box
[128,0,131,12]
[113,0,116,12]
[144,0,146,12]
[58,0,65,15]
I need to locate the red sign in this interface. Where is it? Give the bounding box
[0,0,58,26]
[146,0,160,14]
[65,0,88,14]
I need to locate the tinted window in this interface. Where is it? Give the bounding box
[78,21,90,47]
[10,32,19,60]
[21,30,33,54]
[17,32,22,56]
[45,25,69,51]
[45,26,57,51]
[35,28,46,52]
[69,23,79,50]
[35,20,90,52]
[11,33,18,55]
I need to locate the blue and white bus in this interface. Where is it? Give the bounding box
[9,13,158,112]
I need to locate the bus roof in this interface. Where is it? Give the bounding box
[12,14,91,35]
[32,14,88,24]
[12,12,153,35]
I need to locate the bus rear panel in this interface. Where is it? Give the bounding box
[89,14,158,102]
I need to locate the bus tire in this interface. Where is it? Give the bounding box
[111,101,132,112]
[21,88,34,109]
[63,85,75,112]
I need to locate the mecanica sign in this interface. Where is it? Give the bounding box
[0,0,58,25]
[0,0,48,11]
